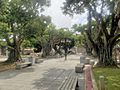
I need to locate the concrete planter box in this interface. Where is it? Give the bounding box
[75,64,84,73]
[85,58,90,64]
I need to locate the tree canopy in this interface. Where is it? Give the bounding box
[0,0,51,62]
[63,0,120,66]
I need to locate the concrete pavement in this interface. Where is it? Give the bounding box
[0,54,85,90]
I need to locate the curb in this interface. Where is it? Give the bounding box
[84,64,98,90]
[84,65,93,90]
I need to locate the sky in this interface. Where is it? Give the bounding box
[42,0,87,28]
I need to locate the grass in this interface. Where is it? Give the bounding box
[93,67,120,90]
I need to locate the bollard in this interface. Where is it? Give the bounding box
[80,56,85,63]
[85,58,90,64]
[99,76,105,90]
[90,60,95,67]
[75,64,84,73]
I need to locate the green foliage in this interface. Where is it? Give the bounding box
[62,0,86,15]
[0,0,51,43]
[22,40,32,48]
[0,0,51,62]
[0,40,6,46]
[62,0,116,16]
[45,24,74,45]
[72,24,86,33]
[71,24,87,47]
[63,0,120,66]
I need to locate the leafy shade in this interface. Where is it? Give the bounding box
[0,0,51,62]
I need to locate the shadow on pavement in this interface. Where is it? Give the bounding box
[0,67,35,79]
[32,68,74,90]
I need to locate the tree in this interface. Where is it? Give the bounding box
[0,0,50,62]
[43,25,75,56]
[72,24,87,47]
[32,15,51,57]
[63,0,120,66]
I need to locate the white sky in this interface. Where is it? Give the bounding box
[42,0,87,28]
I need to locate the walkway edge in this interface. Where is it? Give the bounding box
[91,69,98,90]
[84,65,93,90]
[85,64,98,90]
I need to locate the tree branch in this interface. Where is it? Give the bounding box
[85,30,95,48]
[111,39,120,49]
[110,13,117,36]
[99,14,109,40]
[109,34,120,47]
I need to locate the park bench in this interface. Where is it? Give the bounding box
[16,62,32,70]
[58,75,79,90]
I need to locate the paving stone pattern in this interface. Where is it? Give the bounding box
[0,54,85,90]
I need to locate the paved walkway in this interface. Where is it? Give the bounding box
[0,54,85,90]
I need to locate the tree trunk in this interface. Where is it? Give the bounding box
[42,42,52,57]
[85,6,93,55]
[84,41,92,55]
[97,45,116,66]
[6,44,21,63]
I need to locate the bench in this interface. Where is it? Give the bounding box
[58,75,79,90]
[16,62,32,70]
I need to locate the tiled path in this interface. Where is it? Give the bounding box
[0,54,85,90]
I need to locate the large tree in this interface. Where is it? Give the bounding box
[30,15,51,57]
[41,25,75,57]
[0,0,50,62]
[63,0,120,66]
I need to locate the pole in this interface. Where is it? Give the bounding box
[99,76,105,90]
